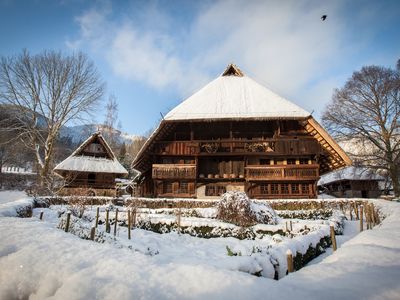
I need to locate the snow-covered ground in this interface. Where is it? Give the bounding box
[0,190,27,204]
[0,193,399,299]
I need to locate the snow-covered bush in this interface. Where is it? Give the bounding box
[216,191,278,226]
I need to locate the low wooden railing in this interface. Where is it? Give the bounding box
[65,179,115,189]
[245,164,319,181]
[152,164,196,179]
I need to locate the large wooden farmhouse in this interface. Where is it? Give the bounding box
[54,132,128,196]
[132,64,351,199]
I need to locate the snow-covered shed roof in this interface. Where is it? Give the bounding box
[164,64,310,121]
[318,166,384,186]
[54,132,128,175]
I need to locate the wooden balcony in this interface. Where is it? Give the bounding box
[152,164,196,179]
[154,138,320,156]
[245,164,319,181]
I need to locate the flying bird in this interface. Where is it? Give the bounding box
[321,15,327,21]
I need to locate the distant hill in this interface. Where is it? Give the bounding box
[59,124,142,145]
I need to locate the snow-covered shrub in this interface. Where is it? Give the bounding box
[216,191,278,226]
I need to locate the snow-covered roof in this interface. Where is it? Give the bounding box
[54,156,128,175]
[318,166,384,186]
[54,132,128,175]
[164,64,310,121]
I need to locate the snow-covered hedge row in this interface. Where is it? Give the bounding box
[57,212,333,279]
[0,198,34,217]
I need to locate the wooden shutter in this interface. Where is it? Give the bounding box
[188,182,195,195]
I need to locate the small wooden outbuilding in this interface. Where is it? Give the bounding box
[318,166,384,198]
[54,132,128,196]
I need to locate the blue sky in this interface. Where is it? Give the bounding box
[1,0,399,136]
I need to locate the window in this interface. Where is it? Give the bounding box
[179,182,189,194]
[291,184,300,194]
[163,182,173,194]
[287,159,296,165]
[282,183,289,194]
[260,183,269,194]
[301,184,310,194]
[271,183,279,194]
[205,185,226,196]
[299,158,309,165]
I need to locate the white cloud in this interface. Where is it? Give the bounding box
[68,0,390,117]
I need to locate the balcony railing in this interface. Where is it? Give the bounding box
[155,139,320,155]
[245,164,319,181]
[152,164,196,179]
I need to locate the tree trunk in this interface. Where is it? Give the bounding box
[388,163,400,197]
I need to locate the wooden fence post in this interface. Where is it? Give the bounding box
[290,220,293,231]
[330,225,337,251]
[65,212,71,232]
[132,208,137,228]
[286,249,294,273]
[354,203,359,220]
[105,209,110,233]
[128,209,131,240]
[90,226,95,240]
[39,211,44,220]
[177,208,181,233]
[370,203,375,227]
[114,208,119,236]
[359,205,364,232]
[95,207,99,228]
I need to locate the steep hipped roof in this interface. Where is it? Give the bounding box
[318,166,384,186]
[132,64,351,173]
[54,132,128,175]
[164,64,310,121]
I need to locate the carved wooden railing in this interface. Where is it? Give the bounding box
[152,164,197,179]
[245,164,319,181]
[155,139,320,155]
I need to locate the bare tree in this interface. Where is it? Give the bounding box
[0,50,105,192]
[102,94,119,149]
[323,62,400,196]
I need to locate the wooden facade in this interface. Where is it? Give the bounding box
[134,119,350,199]
[132,65,351,199]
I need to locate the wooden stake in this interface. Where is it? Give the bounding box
[370,204,375,227]
[132,208,137,228]
[330,225,337,251]
[114,208,119,236]
[65,212,71,232]
[95,207,99,228]
[105,209,110,233]
[290,220,293,231]
[286,249,294,273]
[128,209,131,240]
[359,205,364,232]
[39,211,44,220]
[177,208,181,233]
[354,203,359,220]
[90,226,95,240]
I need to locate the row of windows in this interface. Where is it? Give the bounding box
[258,183,311,195]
